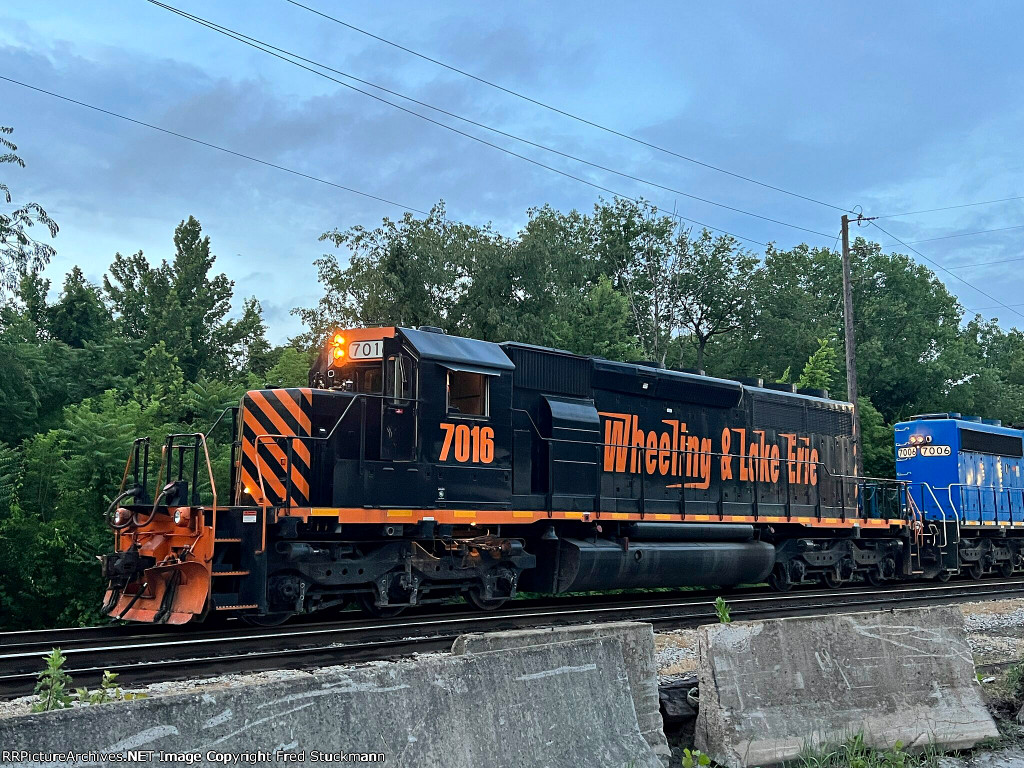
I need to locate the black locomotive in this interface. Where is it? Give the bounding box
[102,325,912,624]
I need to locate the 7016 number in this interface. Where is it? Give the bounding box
[439,422,494,463]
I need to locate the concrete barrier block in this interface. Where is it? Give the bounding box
[453,621,670,764]
[0,636,663,768]
[695,606,998,768]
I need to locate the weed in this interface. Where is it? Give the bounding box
[714,596,732,624]
[33,650,143,712]
[795,734,948,768]
[1006,662,1024,702]
[31,648,74,712]
[681,748,712,767]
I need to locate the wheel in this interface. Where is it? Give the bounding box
[241,612,294,627]
[936,569,951,582]
[357,596,406,619]
[822,570,844,589]
[466,589,508,611]
[768,564,793,592]
[968,562,985,580]
[865,568,884,587]
[1000,561,1015,578]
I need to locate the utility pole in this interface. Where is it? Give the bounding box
[841,213,874,477]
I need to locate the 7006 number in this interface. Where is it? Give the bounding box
[439,422,494,464]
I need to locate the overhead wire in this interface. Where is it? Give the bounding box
[142,0,827,246]
[868,220,1024,322]
[906,223,1024,245]
[874,196,1024,219]
[0,74,431,215]
[282,0,851,215]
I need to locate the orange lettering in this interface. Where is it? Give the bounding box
[439,423,456,461]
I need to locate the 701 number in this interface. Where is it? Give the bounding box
[439,423,494,463]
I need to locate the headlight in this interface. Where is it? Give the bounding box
[174,509,183,525]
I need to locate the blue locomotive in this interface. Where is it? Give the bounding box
[896,413,1024,578]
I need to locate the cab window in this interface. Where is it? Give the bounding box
[386,354,415,401]
[361,367,382,393]
[447,370,488,416]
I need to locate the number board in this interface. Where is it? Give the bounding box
[349,340,383,360]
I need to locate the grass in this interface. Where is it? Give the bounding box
[792,735,949,768]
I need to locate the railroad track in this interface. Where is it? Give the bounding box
[2,578,1023,698]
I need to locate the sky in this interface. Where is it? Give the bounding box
[1,0,1023,342]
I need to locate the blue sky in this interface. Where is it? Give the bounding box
[2,1,1022,341]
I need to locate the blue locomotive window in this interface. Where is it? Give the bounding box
[447,370,489,417]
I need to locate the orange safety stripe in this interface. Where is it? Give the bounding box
[241,408,309,500]
[275,390,312,435]
[284,507,908,528]
[248,391,311,465]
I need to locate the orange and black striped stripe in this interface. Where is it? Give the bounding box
[238,388,313,507]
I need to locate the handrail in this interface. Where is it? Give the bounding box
[511,408,898,487]
[945,482,1024,525]
[510,407,907,521]
[248,392,375,554]
[912,481,954,549]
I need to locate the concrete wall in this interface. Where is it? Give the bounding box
[0,636,662,768]
[453,621,671,764]
[695,606,998,768]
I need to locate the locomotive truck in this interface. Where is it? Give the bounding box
[99,325,1013,624]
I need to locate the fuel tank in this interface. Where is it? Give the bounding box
[549,537,775,592]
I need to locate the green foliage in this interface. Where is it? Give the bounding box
[104,216,268,381]
[681,748,711,767]
[552,275,641,360]
[32,648,73,712]
[713,596,732,623]
[74,670,137,705]
[796,735,945,768]
[859,397,894,479]
[0,126,58,296]
[1006,661,1024,702]
[264,346,316,387]
[797,337,839,391]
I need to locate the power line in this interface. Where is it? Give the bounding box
[948,256,1024,271]
[282,0,851,215]
[966,302,1024,312]
[0,74,431,214]
[868,220,1024,323]
[146,1,832,240]
[144,0,804,246]
[906,223,1024,245]
[874,196,1024,220]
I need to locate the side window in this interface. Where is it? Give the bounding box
[387,354,415,402]
[447,370,488,416]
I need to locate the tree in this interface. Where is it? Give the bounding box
[674,229,759,371]
[104,217,268,381]
[797,337,839,391]
[552,276,641,360]
[0,126,58,295]
[47,267,112,348]
[297,203,467,344]
[594,199,680,365]
[264,347,316,387]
